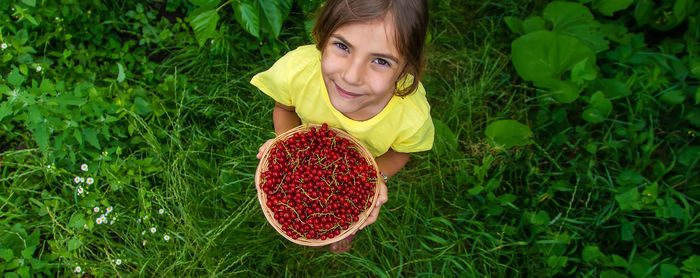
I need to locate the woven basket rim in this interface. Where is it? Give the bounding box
[254,123,381,246]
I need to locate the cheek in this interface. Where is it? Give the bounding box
[369,75,397,96]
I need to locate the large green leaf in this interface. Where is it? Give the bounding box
[258,0,292,38]
[582,245,606,262]
[235,1,261,39]
[511,30,595,87]
[485,120,533,149]
[186,8,220,46]
[582,91,612,123]
[588,79,631,100]
[432,119,458,157]
[549,80,582,103]
[543,1,609,53]
[8,67,26,86]
[503,16,524,35]
[522,16,546,34]
[31,122,49,154]
[634,0,655,26]
[659,89,686,105]
[595,0,634,16]
[615,188,641,211]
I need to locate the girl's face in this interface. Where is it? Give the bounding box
[321,14,406,121]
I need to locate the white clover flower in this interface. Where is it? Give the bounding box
[158,209,164,214]
[74,176,81,183]
[36,66,42,72]
[163,234,170,241]
[150,227,156,233]
[1,43,7,50]
[115,259,122,265]
[80,164,88,171]
[86,177,94,185]
[77,187,84,195]
[75,266,81,273]
[106,206,112,214]
[93,207,100,213]
[96,218,103,224]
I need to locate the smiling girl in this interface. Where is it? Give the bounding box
[252,0,433,253]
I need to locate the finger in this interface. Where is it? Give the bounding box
[377,183,388,205]
[360,207,381,230]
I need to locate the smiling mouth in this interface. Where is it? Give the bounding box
[335,84,361,98]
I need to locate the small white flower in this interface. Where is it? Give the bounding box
[106,206,112,214]
[110,220,114,225]
[93,207,100,213]
[142,240,147,246]
[74,176,81,183]
[75,266,81,273]
[112,217,116,221]
[150,227,156,233]
[47,165,51,169]
[96,218,103,224]
[83,224,88,229]
[80,177,85,183]
[143,215,148,220]
[163,234,170,241]
[210,39,214,44]
[158,209,164,214]
[55,17,59,20]
[141,230,146,235]
[115,259,122,265]
[1,43,7,49]
[86,177,94,185]
[80,164,88,171]
[77,187,84,195]
[36,66,42,72]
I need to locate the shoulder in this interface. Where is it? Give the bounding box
[277,45,320,67]
[396,83,432,126]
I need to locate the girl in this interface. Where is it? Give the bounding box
[253,0,433,253]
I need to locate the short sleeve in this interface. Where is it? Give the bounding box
[391,115,435,153]
[250,46,316,106]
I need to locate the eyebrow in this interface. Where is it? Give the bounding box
[331,34,400,64]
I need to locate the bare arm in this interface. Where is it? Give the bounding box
[272,102,301,135]
[375,148,410,178]
[257,102,301,159]
[357,148,410,231]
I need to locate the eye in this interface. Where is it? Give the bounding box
[373,58,391,67]
[333,42,349,52]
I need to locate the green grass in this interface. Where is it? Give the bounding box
[1,0,699,277]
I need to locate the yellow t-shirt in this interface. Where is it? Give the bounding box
[251,45,434,157]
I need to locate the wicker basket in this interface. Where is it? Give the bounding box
[255,123,381,246]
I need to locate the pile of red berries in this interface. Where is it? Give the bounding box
[259,123,378,241]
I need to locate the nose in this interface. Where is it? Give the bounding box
[341,58,363,86]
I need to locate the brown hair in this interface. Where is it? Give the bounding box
[311,0,429,97]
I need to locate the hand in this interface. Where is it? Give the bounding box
[256,138,275,160]
[358,179,388,230]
